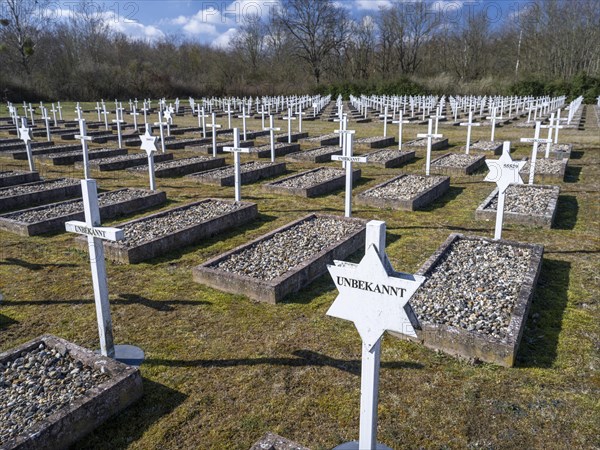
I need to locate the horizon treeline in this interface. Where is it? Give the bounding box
[1,0,599,103]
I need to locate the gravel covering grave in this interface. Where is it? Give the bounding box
[128,156,218,172]
[430,153,486,175]
[486,184,557,215]
[470,140,503,153]
[210,216,364,281]
[411,238,532,339]
[193,214,367,303]
[0,178,78,198]
[2,189,155,223]
[0,171,40,188]
[401,234,544,366]
[285,146,342,163]
[362,174,445,200]
[119,200,244,247]
[192,161,272,178]
[521,158,567,176]
[0,342,110,445]
[357,174,450,210]
[0,335,142,450]
[364,149,415,168]
[405,137,449,150]
[272,167,343,188]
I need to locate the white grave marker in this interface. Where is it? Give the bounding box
[19,118,35,171]
[417,119,443,176]
[264,115,281,162]
[331,129,366,217]
[283,108,296,143]
[238,105,251,141]
[328,220,424,450]
[460,111,480,154]
[223,128,250,201]
[65,179,144,365]
[520,121,552,185]
[208,112,221,157]
[75,119,93,179]
[140,125,158,190]
[153,112,167,154]
[392,112,410,151]
[484,142,525,239]
[41,107,52,142]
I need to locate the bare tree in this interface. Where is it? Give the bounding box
[275,0,349,84]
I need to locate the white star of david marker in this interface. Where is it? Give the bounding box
[140,129,157,155]
[484,147,526,193]
[19,125,32,143]
[163,109,172,121]
[327,244,425,350]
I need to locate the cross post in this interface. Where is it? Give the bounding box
[75,119,93,179]
[417,119,443,176]
[223,128,251,202]
[264,115,281,163]
[520,121,552,185]
[460,111,480,154]
[283,108,296,143]
[153,112,167,154]
[19,117,35,171]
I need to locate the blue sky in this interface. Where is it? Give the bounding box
[45,0,532,47]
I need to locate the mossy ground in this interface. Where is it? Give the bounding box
[0,104,598,449]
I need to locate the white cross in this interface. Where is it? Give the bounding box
[75,119,93,179]
[28,103,35,125]
[431,109,445,135]
[283,108,296,144]
[238,105,251,141]
[130,106,140,133]
[75,103,83,121]
[484,142,526,239]
[19,118,35,172]
[153,112,167,154]
[552,109,565,144]
[95,102,102,122]
[41,107,52,142]
[225,102,233,129]
[112,115,125,149]
[163,109,173,136]
[197,106,208,138]
[264,115,280,163]
[460,111,481,154]
[142,101,149,125]
[486,106,501,141]
[208,112,221,157]
[379,106,390,137]
[258,106,267,130]
[140,124,158,190]
[101,106,110,131]
[331,129,366,217]
[64,179,126,359]
[520,121,552,185]
[417,119,443,176]
[327,220,424,449]
[392,112,411,151]
[296,110,305,133]
[541,113,555,159]
[223,128,251,202]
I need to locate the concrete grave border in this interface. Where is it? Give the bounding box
[263,167,361,198]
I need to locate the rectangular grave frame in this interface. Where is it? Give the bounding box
[275,132,309,143]
[299,134,340,146]
[126,156,225,178]
[470,140,504,155]
[79,153,174,171]
[39,148,128,166]
[0,170,40,188]
[520,157,569,183]
[0,189,166,236]
[0,178,82,212]
[475,184,560,229]
[430,153,486,176]
[262,167,361,198]
[79,199,258,264]
[247,143,300,159]
[364,149,416,168]
[355,136,395,149]
[187,162,286,187]
[405,138,449,151]
[356,173,450,211]
[393,233,544,367]
[192,213,367,304]
[285,146,342,163]
[0,334,142,450]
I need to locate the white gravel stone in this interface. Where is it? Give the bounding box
[362,174,446,200]
[485,184,555,215]
[271,168,344,188]
[0,179,78,198]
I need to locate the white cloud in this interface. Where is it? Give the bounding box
[108,19,165,42]
[354,0,392,10]
[212,28,238,49]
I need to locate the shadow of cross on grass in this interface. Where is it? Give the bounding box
[145,349,423,376]
[0,258,78,271]
[516,259,571,368]
[1,295,210,312]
